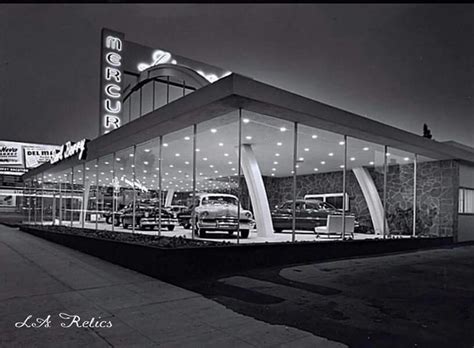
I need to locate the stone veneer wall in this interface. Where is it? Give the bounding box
[263,159,458,236]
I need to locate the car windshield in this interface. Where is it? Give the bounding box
[202,196,238,206]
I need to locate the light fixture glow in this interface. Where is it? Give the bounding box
[243,118,250,123]
[339,141,345,145]
[203,157,208,161]
[210,128,217,133]
[298,157,304,161]
[218,142,224,146]
[363,147,369,151]
[304,148,309,152]
[312,135,318,139]
[245,136,252,140]
[163,143,168,147]
[144,161,149,165]
[175,153,180,157]
[328,153,334,157]
[273,161,278,165]
[144,149,151,152]
[280,127,287,132]
[313,168,319,171]
[404,157,410,161]
[275,153,280,157]
[277,142,282,146]
[321,161,326,165]
[184,136,190,141]
[369,161,375,165]
[350,157,355,161]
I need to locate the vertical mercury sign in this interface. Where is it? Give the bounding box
[99,28,125,136]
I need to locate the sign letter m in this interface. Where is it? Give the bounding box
[106,36,122,52]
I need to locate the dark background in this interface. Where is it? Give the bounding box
[1,4,473,147]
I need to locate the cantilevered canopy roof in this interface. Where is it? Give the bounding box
[24,73,474,179]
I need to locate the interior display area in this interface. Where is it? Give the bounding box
[22,105,460,243]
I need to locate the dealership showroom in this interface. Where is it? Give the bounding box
[20,30,474,244]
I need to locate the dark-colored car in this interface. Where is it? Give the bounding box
[103,203,128,226]
[121,205,178,231]
[271,199,358,233]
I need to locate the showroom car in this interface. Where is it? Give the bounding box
[271,199,358,233]
[178,193,254,238]
[121,205,178,231]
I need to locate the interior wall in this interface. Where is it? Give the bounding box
[264,159,458,236]
[458,163,474,242]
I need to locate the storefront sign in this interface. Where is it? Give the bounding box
[0,167,28,176]
[100,28,125,135]
[0,141,23,166]
[50,139,88,164]
[24,145,61,168]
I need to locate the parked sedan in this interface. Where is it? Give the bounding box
[121,206,178,231]
[178,193,254,238]
[271,199,358,233]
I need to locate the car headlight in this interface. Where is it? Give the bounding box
[244,211,252,219]
[200,211,209,218]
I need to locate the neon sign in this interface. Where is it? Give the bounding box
[100,29,125,135]
[137,49,230,83]
[50,139,88,165]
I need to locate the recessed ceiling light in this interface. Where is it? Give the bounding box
[277,142,282,146]
[271,173,275,176]
[195,148,200,152]
[386,153,391,156]
[228,161,233,165]
[243,118,250,123]
[275,153,280,157]
[163,143,168,147]
[404,157,410,161]
[272,168,276,171]
[214,170,218,173]
[350,157,355,161]
[369,161,375,165]
[296,164,299,168]
[298,157,304,161]
[280,127,287,132]
[245,136,252,140]
[175,153,180,157]
[339,141,345,145]
[116,158,121,161]
[340,165,345,168]
[94,164,98,167]
[120,167,124,171]
[144,149,151,152]
[312,135,318,139]
[104,161,109,165]
[86,167,90,170]
[231,168,236,171]
[178,170,182,173]
[153,174,157,177]
[224,153,229,157]
[203,157,208,161]
[313,168,319,171]
[131,164,135,168]
[144,161,149,165]
[328,153,334,157]
[321,161,326,165]
[165,172,169,175]
[184,161,190,165]
[169,164,174,168]
[273,161,278,165]
[218,142,224,146]
[304,148,309,152]
[211,128,217,133]
[363,147,369,151]
[209,165,214,168]
[77,170,81,173]
[184,136,190,140]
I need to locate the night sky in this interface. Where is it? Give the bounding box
[1,4,473,147]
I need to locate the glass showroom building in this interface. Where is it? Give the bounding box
[21,31,474,243]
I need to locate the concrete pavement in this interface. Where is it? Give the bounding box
[0,225,346,347]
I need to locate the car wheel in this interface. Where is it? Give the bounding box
[123,222,129,229]
[105,216,111,224]
[113,218,120,227]
[240,229,250,238]
[167,225,175,231]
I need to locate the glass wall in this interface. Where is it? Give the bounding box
[23,108,456,242]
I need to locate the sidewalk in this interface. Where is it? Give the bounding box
[0,225,345,347]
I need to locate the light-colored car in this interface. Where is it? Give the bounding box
[178,193,254,238]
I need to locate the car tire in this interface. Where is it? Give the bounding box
[167,225,175,231]
[241,229,250,238]
[113,218,120,227]
[123,222,129,229]
[105,216,111,224]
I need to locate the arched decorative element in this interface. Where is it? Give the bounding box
[123,64,210,102]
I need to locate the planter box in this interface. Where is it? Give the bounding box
[20,226,453,282]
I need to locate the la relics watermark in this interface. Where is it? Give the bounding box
[15,313,112,329]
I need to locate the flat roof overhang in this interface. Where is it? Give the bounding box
[24,73,474,179]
